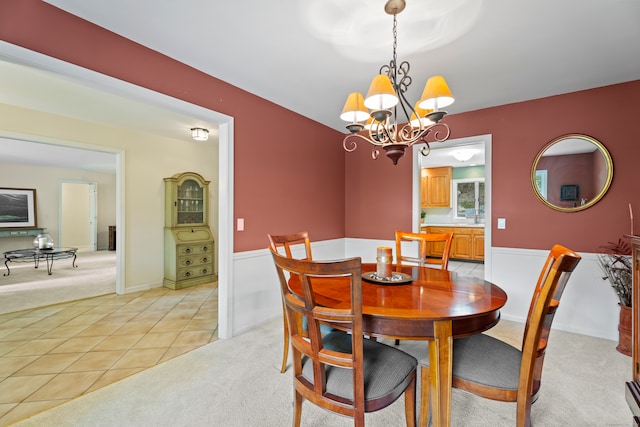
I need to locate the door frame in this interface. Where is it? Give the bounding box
[412,134,493,281]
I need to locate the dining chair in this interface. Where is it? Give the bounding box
[268,232,313,373]
[419,244,581,427]
[270,248,418,427]
[395,230,454,270]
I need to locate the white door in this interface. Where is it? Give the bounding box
[60,182,97,251]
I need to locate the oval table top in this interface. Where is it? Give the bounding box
[290,263,508,340]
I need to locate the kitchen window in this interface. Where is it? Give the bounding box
[453,178,485,221]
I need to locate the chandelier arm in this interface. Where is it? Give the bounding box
[412,123,452,146]
[369,119,397,145]
[343,133,386,152]
[380,63,391,77]
[427,123,452,142]
[396,80,417,127]
[397,122,452,147]
[398,122,419,142]
[419,143,431,157]
[396,61,412,96]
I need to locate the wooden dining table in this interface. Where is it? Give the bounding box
[289,262,507,427]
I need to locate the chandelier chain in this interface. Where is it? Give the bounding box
[392,13,398,70]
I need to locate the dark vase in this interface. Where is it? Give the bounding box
[617,303,632,357]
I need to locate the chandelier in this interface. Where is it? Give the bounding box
[339,0,455,165]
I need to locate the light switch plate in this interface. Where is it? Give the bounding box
[497,218,506,229]
[237,218,244,231]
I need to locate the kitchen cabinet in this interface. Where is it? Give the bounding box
[472,228,485,260]
[422,225,484,261]
[163,172,216,290]
[421,166,452,208]
[452,232,472,259]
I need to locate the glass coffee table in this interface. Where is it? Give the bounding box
[3,247,78,276]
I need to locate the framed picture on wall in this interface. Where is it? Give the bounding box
[0,188,37,228]
[560,184,579,201]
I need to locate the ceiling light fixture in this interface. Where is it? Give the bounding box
[340,0,455,165]
[191,127,209,142]
[451,149,475,162]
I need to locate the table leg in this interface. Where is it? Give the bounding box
[45,254,53,275]
[3,258,10,276]
[429,319,453,427]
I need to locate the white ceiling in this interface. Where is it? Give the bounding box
[41,0,640,133]
[0,59,219,174]
[2,0,640,172]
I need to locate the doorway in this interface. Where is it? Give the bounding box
[60,181,97,251]
[412,134,493,280]
[0,44,233,338]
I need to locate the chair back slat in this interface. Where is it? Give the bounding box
[518,244,581,403]
[268,231,312,260]
[395,230,454,270]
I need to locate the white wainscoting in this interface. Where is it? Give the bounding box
[231,238,346,336]
[231,239,620,342]
[490,247,619,341]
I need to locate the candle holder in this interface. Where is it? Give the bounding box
[33,233,54,249]
[376,246,393,279]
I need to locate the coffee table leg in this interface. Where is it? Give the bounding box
[46,255,53,275]
[3,259,10,276]
[429,320,453,427]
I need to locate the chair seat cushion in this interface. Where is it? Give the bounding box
[302,331,417,402]
[423,333,522,390]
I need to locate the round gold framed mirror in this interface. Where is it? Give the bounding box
[531,134,613,212]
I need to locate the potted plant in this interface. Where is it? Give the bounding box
[420,211,426,224]
[598,237,632,355]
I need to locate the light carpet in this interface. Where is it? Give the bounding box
[0,250,116,315]
[13,317,631,426]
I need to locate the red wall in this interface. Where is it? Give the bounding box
[345,81,640,253]
[3,0,639,254]
[0,0,346,252]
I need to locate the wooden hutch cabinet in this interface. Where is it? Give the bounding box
[163,172,215,290]
[627,235,640,424]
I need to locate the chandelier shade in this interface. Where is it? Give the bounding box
[340,0,455,165]
[418,75,455,110]
[340,92,369,123]
[364,74,399,111]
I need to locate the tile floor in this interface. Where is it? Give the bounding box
[0,282,218,426]
[448,259,485,279]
